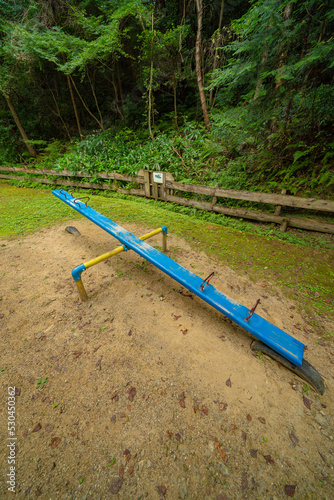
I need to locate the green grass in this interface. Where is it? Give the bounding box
[0,182,84,236]
[0,180,333,325]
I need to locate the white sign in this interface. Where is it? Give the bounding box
[153,172,163,184]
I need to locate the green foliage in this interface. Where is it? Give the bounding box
[0,0,333,198]
[50,122,228,184]
[0,118,21,163]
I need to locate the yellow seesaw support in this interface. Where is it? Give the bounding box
[73,227,167,301]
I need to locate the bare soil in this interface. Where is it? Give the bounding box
[0,220,333,499]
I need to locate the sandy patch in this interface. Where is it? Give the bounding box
[0,220,333,499]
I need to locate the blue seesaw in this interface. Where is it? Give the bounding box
[52,189,324,394]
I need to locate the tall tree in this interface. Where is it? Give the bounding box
[195,0,210,130]
[3,94,37,157]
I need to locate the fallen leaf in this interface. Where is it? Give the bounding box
[22,430,28,438]
[289,431,298,447]
[128,466,134,474]
[111,393,118,400]
[123,449,130,456]
[226,378,232,387]
[50,437,61,448]
[303,395,311,410]
[119,466,124,478]
[318,451,328,466]
[180,328,188,334]
[32,423,42,432]
[128,387,137,401]
[157,485,167,495]
[258,417,266,424]
[178,392,186,408]
[263,454,274,464]
[284,485,296,497]
[96,358,102,369]
[246,414,252,422]
[214,442,227,462]
[201,405,208,416]
[110,477,123,494]
[241,471,248,490]
[73,351,82,359]
[15,388,21,396]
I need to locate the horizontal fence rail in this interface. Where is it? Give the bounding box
[0,166,333,234]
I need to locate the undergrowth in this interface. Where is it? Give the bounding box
[8,118,334,199]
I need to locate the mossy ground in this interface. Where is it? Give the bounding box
[0,181,333,326]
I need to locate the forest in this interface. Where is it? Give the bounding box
[1,0,333,196]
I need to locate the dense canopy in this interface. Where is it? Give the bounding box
[1,0,333,195]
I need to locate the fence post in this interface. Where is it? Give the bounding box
[151,171,159,199]
[211,183,219,210]
[144,170,151,197]
[274,189,287,216]
[280,218,289,232]
[160,172,167,200]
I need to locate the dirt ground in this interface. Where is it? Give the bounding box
[0,219,333,499]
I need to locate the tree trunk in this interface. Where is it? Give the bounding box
[116,60,124,110]
[48,85,72,140]
[275,4,294,90]
[4,95,38,158]
[253,48,268,101]
[195,0,210,130]
[209,0,225,105]
[62,53,83,140]
[148,12,155,140]
[270,4,293,134]
[70,76,104,131]
[173,78,179,130]
[87,68,104,129]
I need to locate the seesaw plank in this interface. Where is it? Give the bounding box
[52,189,304,366]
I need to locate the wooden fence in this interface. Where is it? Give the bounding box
[1,166,334,234]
